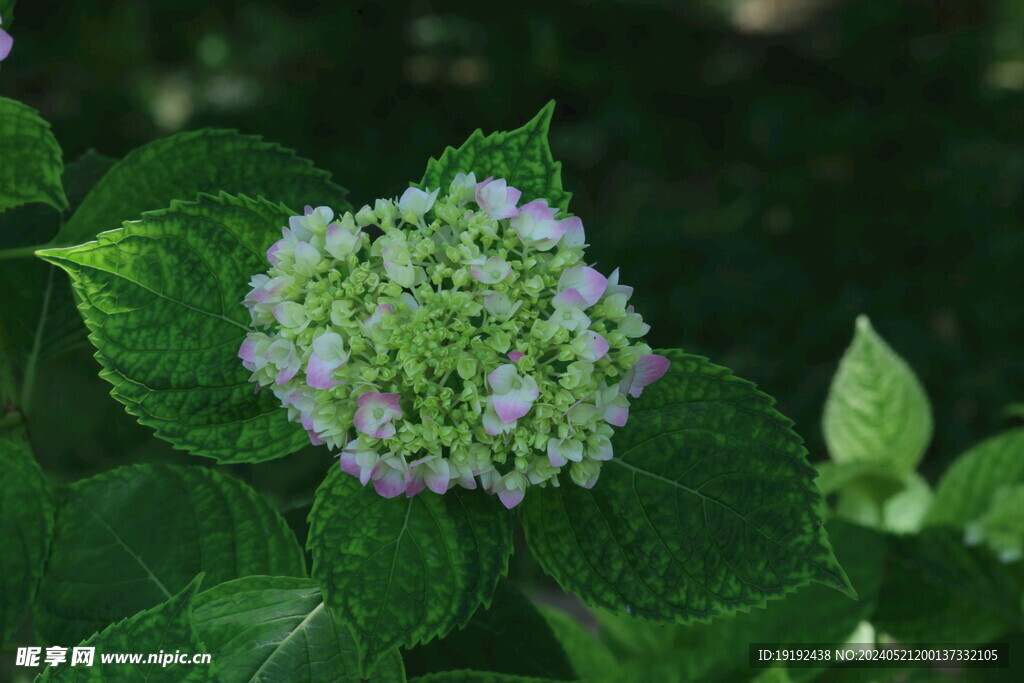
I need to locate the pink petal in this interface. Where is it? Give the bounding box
[405,478,427,498]
[518,199,555,223]
[238,338,258,363]
[307,430,325,446]
[624,354,671,398]
[580,332,609,361]
[560,216,585,247]
[339,452,361,478]
[373,473,406,498]
[498,488,526,509]
[492,392,533,423]
[560,266,608,307]
[266,240,282,265]
[508,351,525,362]
[487,365,519,394]
[604,403,629,427]
[276,365,299,385]
[306,354,342,389]
[553,288,589,309]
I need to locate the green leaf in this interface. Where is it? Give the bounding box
[410,672,563,683]
[0,438,54,646]
[420,101,571,211]
[0,96,67,214]
[822,316,933,472]
[54,129,349,247]
[36,463,306,645]
[520,349,852,625]
[404,581,575,681]
[593,520,886,682]
[0,2,14,26]
[39,575,209,682]
[37,193,309,462]
[872,525,1024,643]
[537,606,619,683]
[308,467,513,675]
[816,461,933,534]
[192,576,406,683]
[926,428,1024,528]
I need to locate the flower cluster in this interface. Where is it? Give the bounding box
[239,174,668,508]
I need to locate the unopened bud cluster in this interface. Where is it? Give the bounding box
[239,173,668,508]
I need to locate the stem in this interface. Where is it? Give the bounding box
[21,268,55,414]
[0,243,50,261]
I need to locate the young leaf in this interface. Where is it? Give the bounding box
[872,525,1024,643]
[536,606,618,683]
[0,96,68,214]
[308,467,513,676]
[55,129,350,246]
[816,461,933,534]
[192,576,406,682]
[926,428,1024,528]
[403,581,576,681]
[420,101,571,211]
[0,438,54,646]
[38,575,209,682]
[822,315,932,472]
[35,463,306,645]
[520,350,852,625]
[38,193,309,462]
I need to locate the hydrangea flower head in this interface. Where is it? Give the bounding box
[239,176,668,508]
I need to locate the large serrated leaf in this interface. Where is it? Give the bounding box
[308,467,513,676]
[0,438,53,646]
[410,673,563,683]
[35,464,306,645]
[37,193,308,462]
[520,349,852,625]
[55,129,350,246]
[0,96,67,214]
[823,316,933,472]
[403,581,575,681]
[39,576,209,682]
[192,576,405,683]
[926,428,1024,528]
[420,101,571,211]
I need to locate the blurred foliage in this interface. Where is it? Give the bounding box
[1,0,1022,513]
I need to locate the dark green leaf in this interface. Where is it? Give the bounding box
[404,581,575,681]
[872,525,1024,643]
[36,463,306,644]
[55,129,350,246]
[0,437,53,645]
[521,349,852,625]
[822,316,932,472]
[595,521,886,681]
[420,101,571,211]
[0,2,14,27]
[308,467,513,675]
[38,575,209,682]
[192,576,405,683]
[0,96,67,214]
[38,193,308,462]
[410,672,563,683]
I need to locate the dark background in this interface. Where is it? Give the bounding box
[2,0,1022,498]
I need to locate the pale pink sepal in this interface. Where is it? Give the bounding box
[508,351,525,362]
[371,457,409,498]
[354,391,403,438]
[558,266,608,307]
[622,354,671,398]
[475,177,522,220]
[498,488,525,509]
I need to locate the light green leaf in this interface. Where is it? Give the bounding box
[39,575,209,682]
[192,576,405,683]
[926,428,1024,528]
[404,581,575,681]
[537,606,618,683]
[872,525,1024,643]
[308,468,513,676]
[520,349,852,625]
[55,129,349,246]
[36,463,306,645]
[420,101,571,211]
[38,193,308,462]
[816,461,932,534]
[823,316,932,471]
[0,96,67,214]
[0,437,54,646]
